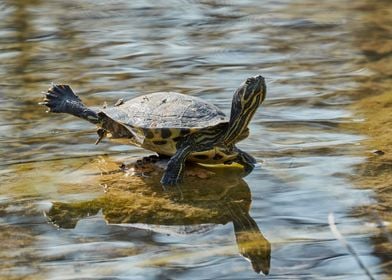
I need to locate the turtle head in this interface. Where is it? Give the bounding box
[223,75,266,145]
[238,75,266,104]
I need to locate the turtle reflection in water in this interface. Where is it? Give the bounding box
[46,158,271,275]
[40,75,266,187]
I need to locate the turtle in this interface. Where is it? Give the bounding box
[40,75,266,186]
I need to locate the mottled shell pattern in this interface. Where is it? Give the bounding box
[100,92,230,158]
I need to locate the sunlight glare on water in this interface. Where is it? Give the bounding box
[0,0,389,279]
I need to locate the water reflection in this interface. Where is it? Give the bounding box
[46,159,271,275]
[0,0,389,278]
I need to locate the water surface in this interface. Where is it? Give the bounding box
[0,0,388,279]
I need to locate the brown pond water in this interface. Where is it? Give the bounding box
[0,0,390,279]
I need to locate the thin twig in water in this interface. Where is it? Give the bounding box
[328,212,375,280]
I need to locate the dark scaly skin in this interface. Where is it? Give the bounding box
[41,85,133,139]
[41,85,100,124]
[233,147,257,175]
[161,126,227,186]
[223,75,266,146]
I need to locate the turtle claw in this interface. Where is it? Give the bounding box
[38,101,47,106]
[46,92,58,99]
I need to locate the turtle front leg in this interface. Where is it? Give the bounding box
[160,145,193,187]
[234,147,257,175]
[161,128,224,187]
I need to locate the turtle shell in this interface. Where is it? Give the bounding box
[103,92,227,129]
[99,92,229,156]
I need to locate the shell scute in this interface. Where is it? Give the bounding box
[101,91,228,143]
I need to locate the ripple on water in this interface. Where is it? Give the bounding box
[0,0,385,278]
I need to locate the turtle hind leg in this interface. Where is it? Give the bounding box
[234,147,256,175]
[41,84,81,113]
[41,84,99,124]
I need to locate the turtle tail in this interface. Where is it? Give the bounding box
[40,84,100,124]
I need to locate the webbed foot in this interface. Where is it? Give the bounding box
[40,84,99,124]
[40,84,81,113]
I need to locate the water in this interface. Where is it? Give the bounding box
[0,0,389,279]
